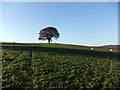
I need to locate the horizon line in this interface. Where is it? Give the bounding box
[0,41,119,47]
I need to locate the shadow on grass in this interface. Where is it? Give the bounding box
[2,46,120,60]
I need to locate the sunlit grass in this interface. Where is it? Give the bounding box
[1,42,120,89]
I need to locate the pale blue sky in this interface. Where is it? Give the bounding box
[1,2,118,46]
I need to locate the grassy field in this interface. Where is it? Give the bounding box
[1,42,120,89]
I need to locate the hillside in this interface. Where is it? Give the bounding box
[1,42,120,89]
[1,42,119,52]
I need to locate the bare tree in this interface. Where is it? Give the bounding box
[38,27,60,43]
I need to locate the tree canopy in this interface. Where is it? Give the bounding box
[38,27,60,43]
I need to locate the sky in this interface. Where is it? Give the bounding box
[0,2,118,46]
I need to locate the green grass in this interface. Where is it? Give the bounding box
[1,42,120,89]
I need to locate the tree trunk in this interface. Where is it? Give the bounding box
[47,38,51,44]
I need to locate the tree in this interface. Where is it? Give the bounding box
[38,27,60,43]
